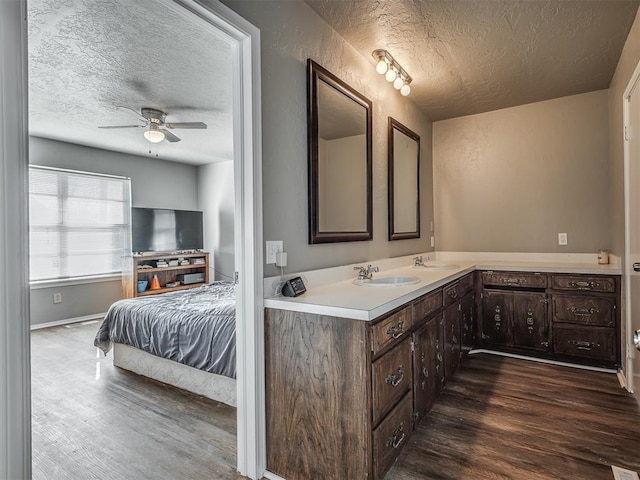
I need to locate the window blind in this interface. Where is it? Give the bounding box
[29,166,131,281]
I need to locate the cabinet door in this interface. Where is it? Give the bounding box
[443,303,461,381]
[413,319,438,421]
[481,290,513,346]
[460,292,475,354]
[512,291,549,351]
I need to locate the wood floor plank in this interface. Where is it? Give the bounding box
[31,321,244,480]
[387,353,640,480]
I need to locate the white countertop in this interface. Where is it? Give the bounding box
[263,253,621,321]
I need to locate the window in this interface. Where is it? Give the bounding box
[29,166,131,281]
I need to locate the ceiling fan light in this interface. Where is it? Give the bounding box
[144,129,165,143]
[376,59,388,74]
[400,83,411,96]
[393,76,404,89]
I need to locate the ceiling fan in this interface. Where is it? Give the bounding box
[98,107,207,143]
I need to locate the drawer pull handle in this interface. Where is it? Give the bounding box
[570,340,601,350]
[385,365,405,387]
[568,281,599,290]
[447,289,458,299]
[569,307,597,316]
[386,422,405,449]
[436,352,443,362]
[422,367,429,378]
[386,320,405,339]
[452,335,458,345]
[501,278,523,285]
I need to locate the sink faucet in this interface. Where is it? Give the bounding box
[354,264,379,280]
[414,255,430,266]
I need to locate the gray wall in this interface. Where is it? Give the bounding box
[197,161,235,281]
[609,9,640,257]
[29,137,200,326]
[220,0,434,276]
[433,90,611,253]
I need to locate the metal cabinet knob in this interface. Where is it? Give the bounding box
[634,262,640,272]
[634,329,640,351]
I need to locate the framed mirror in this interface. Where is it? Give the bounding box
[307,59,372,244]
[388,117,420,240]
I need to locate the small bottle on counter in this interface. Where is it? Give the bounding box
[597,249,609,265]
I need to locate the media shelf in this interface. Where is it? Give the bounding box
[122,252,209,298]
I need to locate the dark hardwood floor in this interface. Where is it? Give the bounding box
[387,353,640,480]
[32,323,640,480]
[31,321,243,480]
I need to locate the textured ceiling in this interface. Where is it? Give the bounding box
[305,0,640,121]
[28,0,234,165]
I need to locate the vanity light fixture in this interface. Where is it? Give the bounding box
[372,49,412,96]
[143,124,165,143]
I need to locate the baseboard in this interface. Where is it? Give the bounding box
[616,370,628,390]
[468,349,618,374]
[263,471,286,480]
[30,312,106,330]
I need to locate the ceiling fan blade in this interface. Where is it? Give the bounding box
[163,122,207,129]
[98,124,145,129]
[160,129,181,143]
[115,105,148,121]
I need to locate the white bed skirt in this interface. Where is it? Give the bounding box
[113,343,237,407]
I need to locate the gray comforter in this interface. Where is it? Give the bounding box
[94,281,236,379]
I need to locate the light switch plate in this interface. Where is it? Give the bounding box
[611,465,639,480]
[266,241,283,264]
[558,233,568,246]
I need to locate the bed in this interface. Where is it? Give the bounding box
[94,281,237,407]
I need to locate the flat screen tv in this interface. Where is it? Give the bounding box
[131,207,204,254]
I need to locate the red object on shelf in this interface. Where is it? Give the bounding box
[150,275,161,290]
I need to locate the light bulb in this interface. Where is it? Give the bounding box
[393,77,404,89]
[144,129,165,143]
[376,59,388,74]
[400,83,411,96]
[385,68,397,83]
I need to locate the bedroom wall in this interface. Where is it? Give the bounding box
[197,161,235,281]
[28,136,200,327]
[432,90,611,253]
[219,0,434,276]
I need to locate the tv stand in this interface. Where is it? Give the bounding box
[122,252,209,298]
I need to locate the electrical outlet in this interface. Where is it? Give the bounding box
[558,233,568,246]
[53,293,62,304]
[430,236,435,247]
[266,241,283,264]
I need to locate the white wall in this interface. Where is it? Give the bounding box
[433,90,611,253]
[221,0,434,276]
[197,161,235,281]
[28,137,200,326]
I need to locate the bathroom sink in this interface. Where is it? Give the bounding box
[353,276,420,287]
[413,263,460,270]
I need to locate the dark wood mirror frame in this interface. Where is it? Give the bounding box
[307,59,373,244]
[388,117,420,240]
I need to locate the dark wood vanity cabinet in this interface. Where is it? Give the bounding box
[264,273,476,480]
[479,271,620,368]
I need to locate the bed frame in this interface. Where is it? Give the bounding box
[113,343,237,407]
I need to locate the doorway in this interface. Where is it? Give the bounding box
[0,0,265,478]
[624,59,640,403]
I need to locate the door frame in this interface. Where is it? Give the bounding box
[0,0,266,478]
[623,59,640,397]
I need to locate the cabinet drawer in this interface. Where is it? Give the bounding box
[443,282,459,307]
[457,273,474,296]
[552,326,616,363]
[372,306,411,355]
[482,271,547,289]
[551,275,616,293]
[372,392,413,480]
[412,289,442,327]
[372,338,412,425]
[551,294,615,327]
